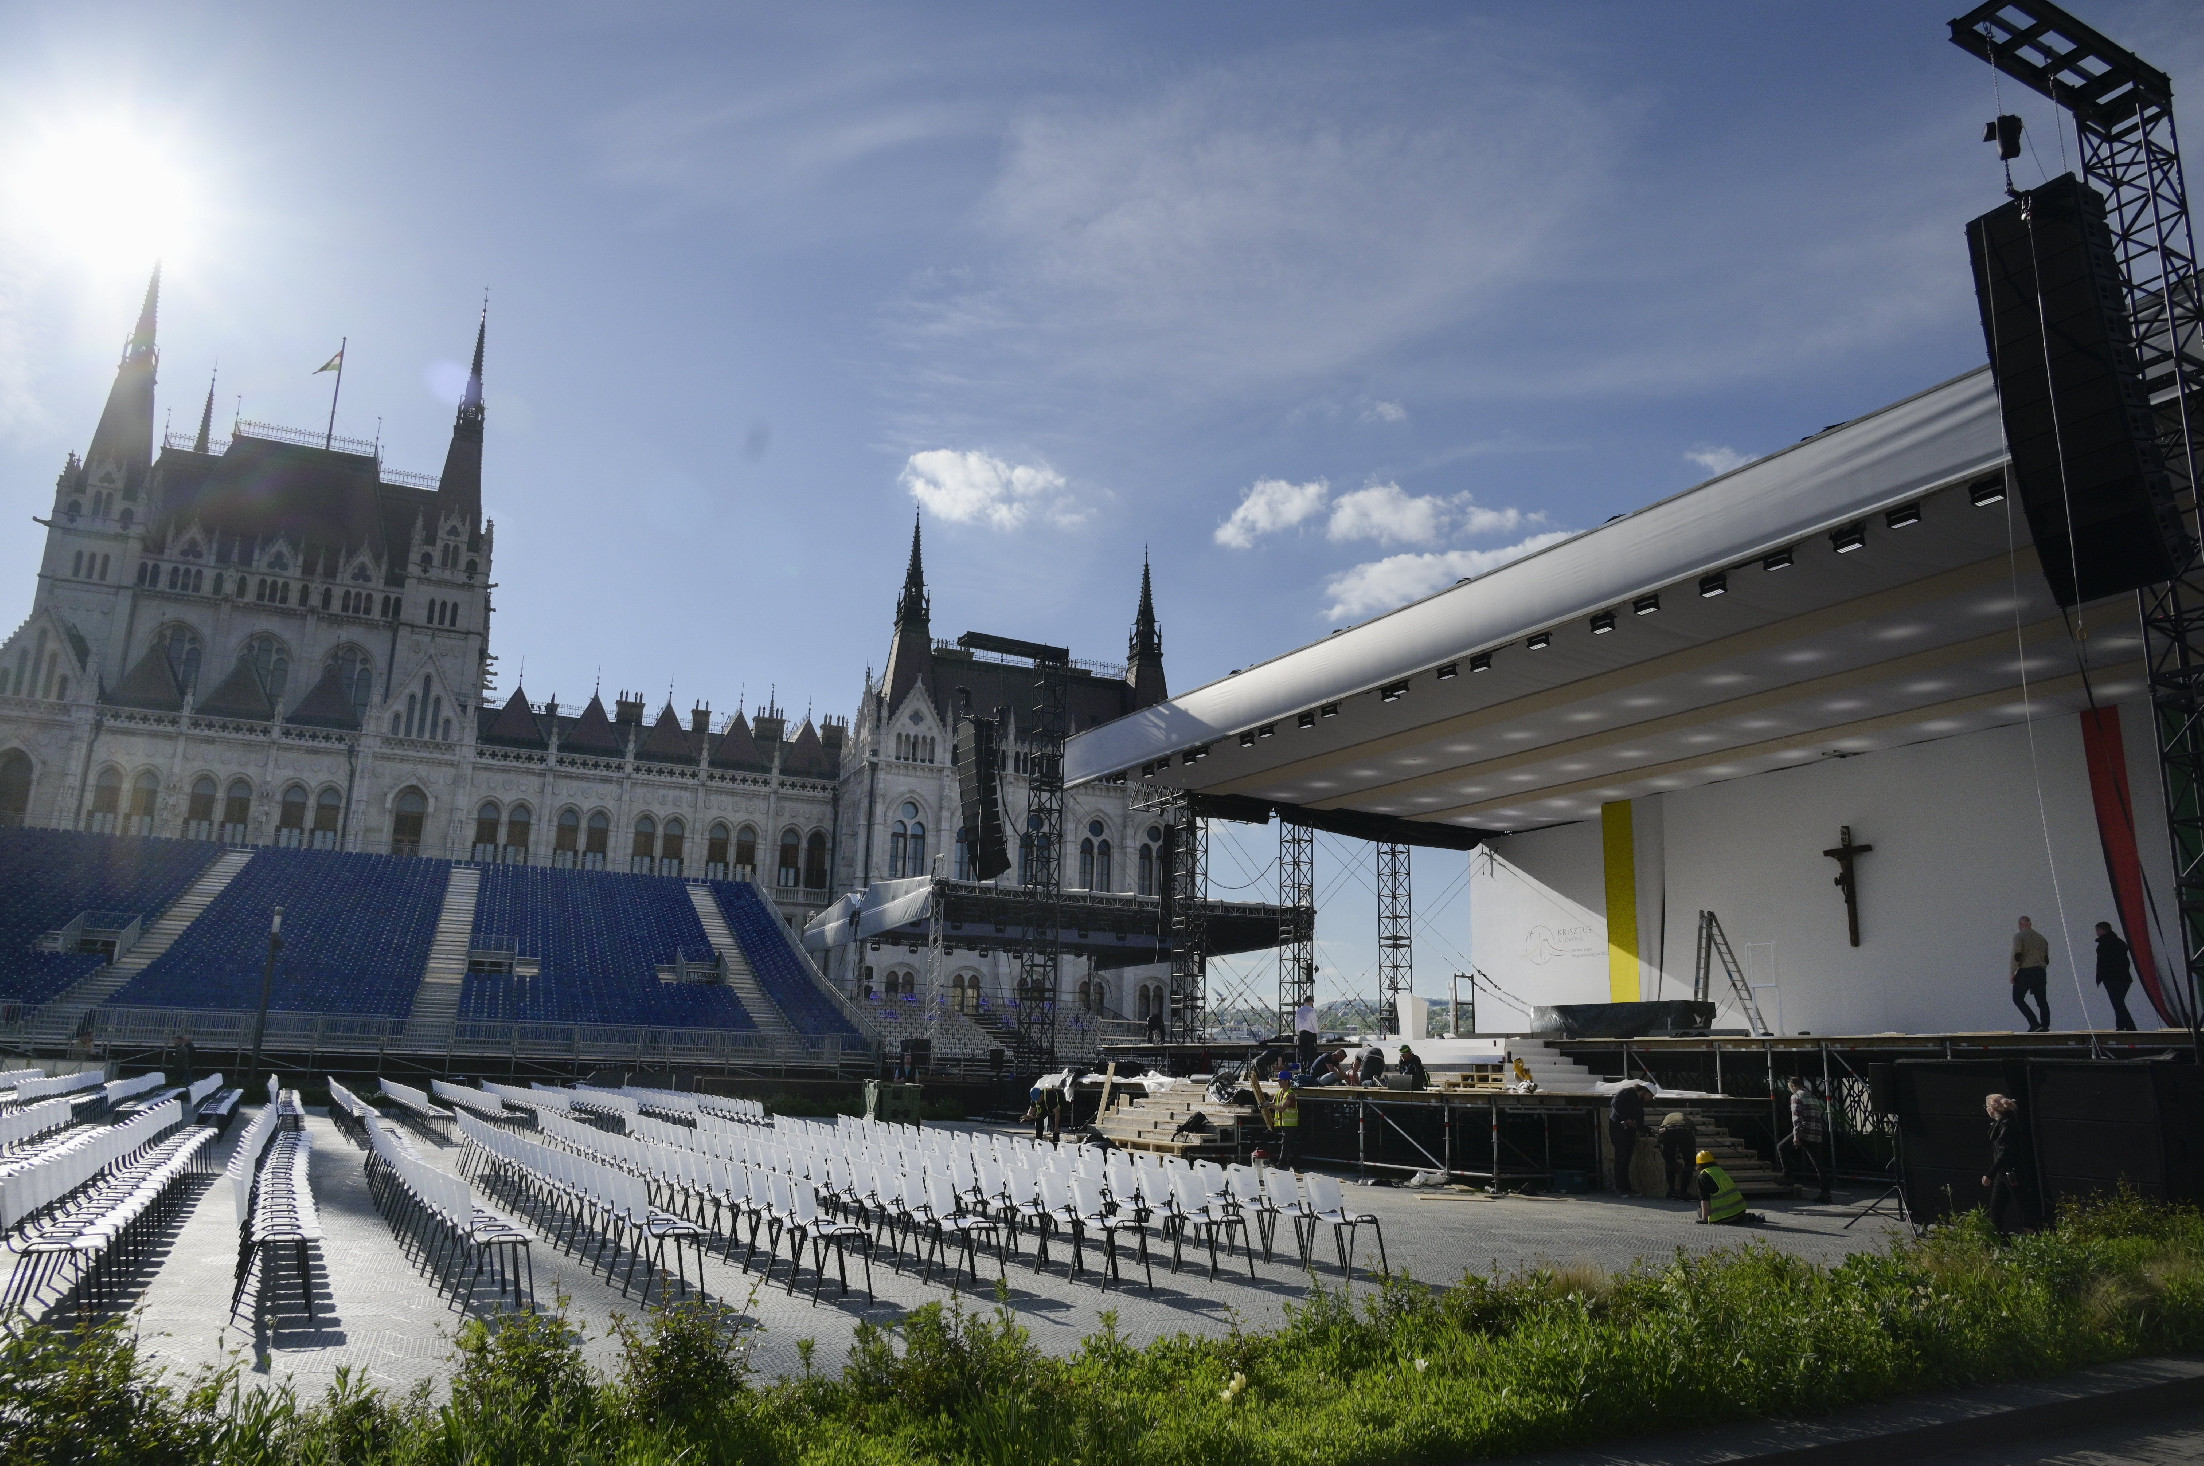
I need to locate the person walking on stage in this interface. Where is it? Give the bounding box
[2010,915,2053,1032]
[1980,1092,2034,1237]
[1777,1076,1833,1204]
[1608,1081,1649,1196]
[2094,922,2140,1032]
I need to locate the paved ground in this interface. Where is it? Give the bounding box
[28,1107,1910,1400]
[1915,1405,2204,1465]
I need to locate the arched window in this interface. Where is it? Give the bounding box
[955,826,973,880]
[777,828,801,888]
[1138,824,1162,897]
[554,807,581,868]
[1097,840,1112,892]
[890,801,925,878]
[184,775,217,839]
[155,623,202,696]
[86,766,122,833]
[662,816,686,876]
[706,822,731,877]
[585,810,610,868]
[324,644,373,721]
[474,801,502,859]
[128,771,158,836]
[504,804,531,863]
[1078,838,1095,890]
[238,633,290,701]
[734,825,758,876]
[313,786,342,848]
[805,830,828,890]
[222,779,252,841]
[277,783,309,846]
[391,787,427,857]
[0,749,30,828]
[631,814,658,873]
[1018,812,1050,886]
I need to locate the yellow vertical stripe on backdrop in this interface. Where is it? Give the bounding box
[1601,800,1639,1003]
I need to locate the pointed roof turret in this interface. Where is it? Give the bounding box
[560,692,623,756]
[782,718,838,779]
[883,512,934,710]
[191,369,215,454]
[1126,552,1169,710]
[286,662,364,730]
[437,305,486,544]
[481,686,547,748]
[638,701,695,764]
[82,267,160,504]
[196,657,276,722]
[106,642,184,712]
[711,710,769,772]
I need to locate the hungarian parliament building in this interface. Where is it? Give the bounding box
[0,275,1176,1021]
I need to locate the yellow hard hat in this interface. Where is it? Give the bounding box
[1695,1150,1716,1165]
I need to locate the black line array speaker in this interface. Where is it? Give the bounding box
[2026,1059,2204,1214]
[1892,1059,2031,1224]
[1867,1062,1898,1118]
[951,715,1011,881]
[1966,173,2181,608]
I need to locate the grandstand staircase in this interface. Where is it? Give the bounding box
[684,885,797,1042]
[405,866,479,1031]
[29,848,255,1044]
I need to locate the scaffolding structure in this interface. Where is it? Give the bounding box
[1377,840,1412,1036]
[1952,3,2204,1027]
[1166,798,1208,1043]
[1277,820,1316,1035]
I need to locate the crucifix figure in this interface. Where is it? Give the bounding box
[1823,825,1873,947]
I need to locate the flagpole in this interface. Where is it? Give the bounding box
[323,337,346,450]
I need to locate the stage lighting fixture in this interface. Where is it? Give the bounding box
[1590,612,1615,635]
[1320,703,1340,718]
[1469,652,1492,672]
[1969,473,2007,507]
[869,940,882,952]
[1885,503,1921,529]
[1380,680,1410,702]
[1258,723,1276,738]
[1699,572,1728,597]
[1435,661,1458,680]
[1239,731,1255,747]
[1185,743,1210,762]
[1831,522,1866,553]
[1297,710,1316,729]
[1763,548,1794,571]
[1633,594,1660,615]
[1526,632,1550,649]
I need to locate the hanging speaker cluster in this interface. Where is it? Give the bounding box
[1966,173,2183,607]
[952,713,1012,881]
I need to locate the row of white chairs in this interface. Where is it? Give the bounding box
[0,1099,74,1152]
[431,1080,508,1121]
[104,1072,167,1108]
[0,1121,214,1318]
[231,1126,320,1322]
[0,1068,43,1093]
[185,1073,225,1106]
[0,1100,186,1233]
[11,1070,103,1105]
[457,1112,705,1305]
[379,1079,455,1136]
[356,1102,534,1312]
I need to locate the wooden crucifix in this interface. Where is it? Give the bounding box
[1823,825,1873,947]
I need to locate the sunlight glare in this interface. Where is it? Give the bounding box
[0,111,205,281]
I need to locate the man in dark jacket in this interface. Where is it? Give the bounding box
[1608,1082,1649,1196]
[2094,922,2139,1032]
[1396,1045,1429,1090]
[1980,1092,2034,1236]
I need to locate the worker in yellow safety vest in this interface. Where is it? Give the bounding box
[1693,1149,1753,1225]
[1262,1081,1301,1167]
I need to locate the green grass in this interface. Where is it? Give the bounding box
[7,1194,2203,1465]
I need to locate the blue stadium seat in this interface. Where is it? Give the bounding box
[707,881,860,1039]
[459,865,756,1031]
[0,828,223,1006]
[113,848,448,1017]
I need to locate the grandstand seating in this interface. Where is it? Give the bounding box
[459,866,756,1031]
[0,828,223,1007]
[112,849,448,1017]
[707,881,860,1039]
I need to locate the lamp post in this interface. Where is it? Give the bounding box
[248,906,282,1097]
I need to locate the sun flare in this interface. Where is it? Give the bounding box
[0,111,204,281]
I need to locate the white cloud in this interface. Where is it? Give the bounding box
[1361,399,1408,424]
[1685,444,1749,477]
[1457,502,1527,537]
[900,449,1074,530]
[1326,482,1445,547]
[1215,477,1329,549]
[1321,531,1573,620]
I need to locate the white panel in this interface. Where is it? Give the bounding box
[1468,837,1611,1021]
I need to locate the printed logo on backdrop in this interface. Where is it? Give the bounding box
[1524,923,1600,966]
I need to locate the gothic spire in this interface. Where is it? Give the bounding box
[82,266,161,503]
[1126,551,1168,709]
[437,303,487,544]
[896,511,928,630]
[192,368,216,454]
[883,511,934,711]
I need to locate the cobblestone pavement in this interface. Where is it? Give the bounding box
[58,1107,1908,1399]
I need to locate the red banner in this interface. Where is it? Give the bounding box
[2078,706,2177,1025]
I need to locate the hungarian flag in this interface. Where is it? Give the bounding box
[313,348,344,374]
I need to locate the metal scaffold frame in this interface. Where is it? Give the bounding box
[1167,797,1208,1043]
[1377,841,1412,1036]
[1953,2,2204,1027]
[1013,654,1070,1069]
[1277,820,1315,1035]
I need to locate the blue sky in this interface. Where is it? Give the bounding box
[0,1,2196,1013]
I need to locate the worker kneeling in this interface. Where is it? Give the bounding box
[1693,1149,1765,1226]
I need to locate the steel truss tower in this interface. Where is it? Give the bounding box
[1953,3,2204,1026]
[1278,820,1316,1035]
[1012,653,1070,1069]
[1166,798,1208,1043]
[1377,841,1412,1036]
